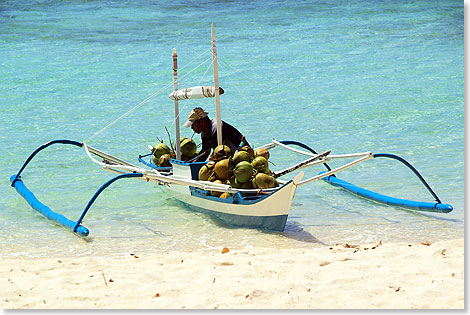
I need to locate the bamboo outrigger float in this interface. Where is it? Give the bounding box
[10,25,453,237]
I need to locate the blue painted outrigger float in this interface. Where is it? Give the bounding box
[9,25,453,237]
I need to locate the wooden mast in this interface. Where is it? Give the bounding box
[173,48,181,160]
[211,23,223,146]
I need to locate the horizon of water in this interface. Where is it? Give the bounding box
[0,0,464,258]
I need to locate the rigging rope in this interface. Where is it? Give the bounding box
[217,60,254,108]
[167,56,214,132]
[84,46,214,143]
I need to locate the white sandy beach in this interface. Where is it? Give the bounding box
[1,238,464,309]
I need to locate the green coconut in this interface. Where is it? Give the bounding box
[198,163,214,181]
[152,156,159,166]
[241,181,253,189]
[219,192,230,199]
[229,177,243,189]
[207,174,218,182]
[152,142,171,160]
[254,148,270,161]
[214,159,230,181]
[180,138,197,157]
[212,145,232,161]
[232,150,252,166]
[210,180,224,197]
[233,161,253,183]
[254,173,276,189]
[227,156,235,179]
[264,169,273,176]
[251,156,269,174]
[182,151,198,162]
[239,145,255,160]
[157,153,172,167]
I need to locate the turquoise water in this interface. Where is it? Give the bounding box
[1,1,463,258]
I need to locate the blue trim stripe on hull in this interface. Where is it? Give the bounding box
[321,174,453,213]
[178,201,288,232]
[10,175,89,236]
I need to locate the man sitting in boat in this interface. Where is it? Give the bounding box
[183,107,249,162]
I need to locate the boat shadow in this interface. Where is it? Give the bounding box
[262,221,327,245]
[205,216,326,245]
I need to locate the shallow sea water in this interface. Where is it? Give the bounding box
[0,1,464,258]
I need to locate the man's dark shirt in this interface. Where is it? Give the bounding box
[201,118,248,154]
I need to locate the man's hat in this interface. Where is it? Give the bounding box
[183,107,209,127]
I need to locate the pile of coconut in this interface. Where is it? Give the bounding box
[198,144,279,198]
[149,140,280,198]
[150,137,198,167]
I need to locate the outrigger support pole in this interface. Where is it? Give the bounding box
[373,153,441,203]
[11,139,83,187]
[73,172,144,234]
[278,140,333,172]
[273,150,331,178]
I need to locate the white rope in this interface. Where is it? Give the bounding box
[218,58,254,83]
[217,60,254,108]
[84,82,174,142]
[84,50,214,143]
[178,45,214,73]
[167,56,215,131]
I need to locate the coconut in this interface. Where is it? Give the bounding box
[219,192,230,199]
[232,151,252,166]
[233,161,253,183]
[254,173,276,189]
[152,156,159,166]
[208,173,218,182]
[214,159,230,181]
[198,163,214,181]
[229,177,243,189]
[254,148,270,161]
[152,142,171,160]
[212,145,232,161]
[274,178,280,187]
[211,180,224,197]
[241,181,253,189]
[157,154,172,167]
[239,145,255,160]
[251,156,269,174]
[227,157,235,179]
[180,138,197,157]
[182,152,198,162]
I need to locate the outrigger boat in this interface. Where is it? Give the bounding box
[10,25,453,237]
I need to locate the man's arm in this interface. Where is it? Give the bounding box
[193,148,211,162]
[192,137,212,162]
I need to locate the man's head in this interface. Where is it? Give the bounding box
[183,107,210,134]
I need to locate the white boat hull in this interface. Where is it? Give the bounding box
[161,161,299,231]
